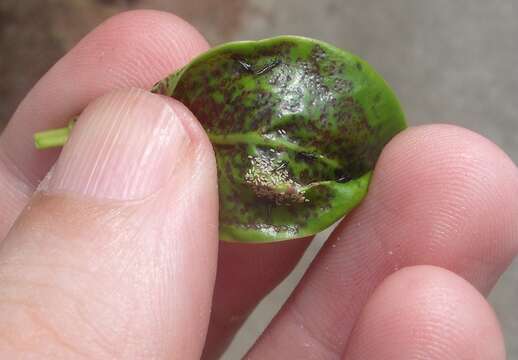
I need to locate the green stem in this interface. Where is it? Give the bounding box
[33,120,75,149]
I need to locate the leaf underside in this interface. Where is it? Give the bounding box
[152,36,406,242]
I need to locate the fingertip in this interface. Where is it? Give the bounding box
[77,9,210,76]
[345,265,506,360]
[0,88,219,359]
[2,9,210,183]
[352,124,518,291]
[43,9,210,106]
[379,124,518,181]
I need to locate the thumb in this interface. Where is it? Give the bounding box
[0,88,219,359]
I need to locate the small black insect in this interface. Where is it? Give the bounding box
[238,59,281,75]
[337,176,351,183]
[238,59,253,73]
[297,152,319,162]
[265,202,273,219]
[274,162,287,171]
[255,59,281,75]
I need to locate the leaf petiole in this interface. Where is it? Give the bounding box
[33,120,75,149]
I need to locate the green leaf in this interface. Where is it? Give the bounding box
[152,36,406,242]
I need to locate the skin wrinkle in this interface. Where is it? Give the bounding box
[0,148,34,192]
[26,305,92,359]
[149,235,176,358]
[0,308,90,359]
[82,93,128,197]
[44,146,196,210]
[99,242,161,356]
[0,149,33,241]
[95,206,182,356]
[0,280,110,358]
[287,299,342,359]
[411,291,461,357]
[129,207,177,355]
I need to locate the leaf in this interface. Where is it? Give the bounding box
[151,36,406,242]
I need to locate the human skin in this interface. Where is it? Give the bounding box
[0,10,517,359]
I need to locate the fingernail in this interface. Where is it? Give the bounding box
[47,88,190,200]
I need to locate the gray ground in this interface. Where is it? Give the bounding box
[1,1,517,358]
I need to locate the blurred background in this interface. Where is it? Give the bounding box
[1,0,517,358]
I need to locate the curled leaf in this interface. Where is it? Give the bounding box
[152,36,406,242]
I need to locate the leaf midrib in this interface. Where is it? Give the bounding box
[208,131,340,169]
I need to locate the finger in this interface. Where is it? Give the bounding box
[0,9,208,184]
[202,238,311,359]
[0,152,32,240]
[247,125,518,358]
[0,89,218,358]
[344,266,505,360]
[0,9,208,239]
[0,11,313,358]
[0,10,314,357]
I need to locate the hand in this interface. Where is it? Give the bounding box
[0,10,516,359]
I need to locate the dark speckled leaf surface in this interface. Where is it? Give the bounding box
[151,36,406,242]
